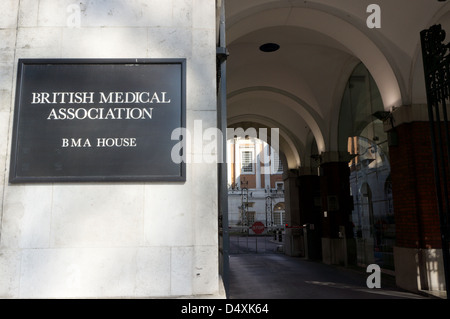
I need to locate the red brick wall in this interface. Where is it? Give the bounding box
[239,175,256,189]
[270,174,283,188]
[389,122,447,249]
[238,173,283,189]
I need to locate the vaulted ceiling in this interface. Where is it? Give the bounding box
[224,0,450,169]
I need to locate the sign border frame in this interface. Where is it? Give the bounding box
[9,58,186,183]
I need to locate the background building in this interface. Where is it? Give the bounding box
[227,137,285,228]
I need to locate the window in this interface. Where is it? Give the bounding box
[273,212,285,226]
[273,202,285,226]
[276,182,284,191]
[241,149,254,174]
[339,63,395,270]
[247,211,255,224]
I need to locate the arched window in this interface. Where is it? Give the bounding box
[339,63,395,270]
[273,202,285,226]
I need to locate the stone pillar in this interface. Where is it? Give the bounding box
[297,169,322,260]
[388,104,449,293]
[0,1,220,298]
[283,169,303,256]
[264,144,271,189]
[255,142,261,189]
[319,152,356,266]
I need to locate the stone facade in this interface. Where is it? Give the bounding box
[0,0,221,298]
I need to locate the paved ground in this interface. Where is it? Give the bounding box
[228,253,430,299]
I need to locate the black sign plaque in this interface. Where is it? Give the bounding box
[9,59,186,183]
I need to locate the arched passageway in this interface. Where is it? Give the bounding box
[224,1,401,265]
[222,0,450,297]
[225,122,291,255]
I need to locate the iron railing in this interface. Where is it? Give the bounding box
[421,24,450,298]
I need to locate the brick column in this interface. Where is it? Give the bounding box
[390,122,443,249]
[283,169,302,256]
[297,172,322,260]
[319,154,356,266]
[389,105,449,293]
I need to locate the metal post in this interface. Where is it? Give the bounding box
[217,0,229,298]
[266,195,272,229]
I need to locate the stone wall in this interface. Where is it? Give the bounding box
[0,0,220,298]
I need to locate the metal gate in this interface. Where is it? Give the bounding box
[421,24,450,299]
[229,182,285,254]
[229,225,284,254]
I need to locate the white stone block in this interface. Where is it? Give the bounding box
[51,184,145,247]
[0,64,14,93]
[0,250,21,298]
[19,248,137,298]
[0,110,11,167]
[187,29,216,111]
[79,0,173,27]
[191,163,218,246]
[173,0,193,28]
[0,111,9,210]
[15,27,62,59]
[135,247,171,297]
[186,110,218,161]
[62,27,148,58]
[143,184,193,247]
[147,27,192,59]
[0,30,17,64]
[424,249,446,292]
[171,246,193,296]
[0,90,12,116]
[18,0,39,27]
[192,28,215,61]
[193,245,219,295]
[193,0,216,29]
[37,0,69,27]
[186,63,217,111]
[0,0,19,29]
[1,185,53,249]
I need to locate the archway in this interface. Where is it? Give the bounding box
[221,0,450,298]
[225,125,290,255]
[224,0,403,266]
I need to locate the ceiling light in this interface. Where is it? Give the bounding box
[259,43,280,52]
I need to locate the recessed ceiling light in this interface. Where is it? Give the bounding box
[259,43,280,52]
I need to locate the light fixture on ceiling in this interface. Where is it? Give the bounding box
[259,43,280,52]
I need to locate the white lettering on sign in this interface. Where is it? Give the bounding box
[32,92,95,104]
[47,107,153,120]
[61,137,137,148]
[30,91,170,121]
[99,91,171,104]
